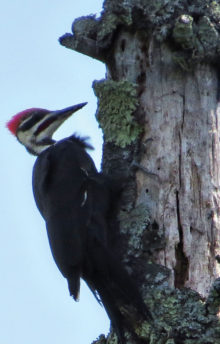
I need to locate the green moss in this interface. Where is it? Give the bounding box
[93,79,142,148]
[91,334,107,344]
[143,287,220,343]
[210,1,220,21]
[172,13,220,67]
[97,14,119,42]
[92,285,220,343]
[206,278,220,315]
[97,2,132,43]
[119,203,151,233]
[72,15,98,38]
[135,320,151,339]
[119,203,151,256]
[173,15,194,50]
[197,16,219,55]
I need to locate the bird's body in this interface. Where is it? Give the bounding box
[33,136,96,298]
[32,134,112,301]
[7,103,151,343]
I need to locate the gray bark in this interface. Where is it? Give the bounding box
[60,0,220,342]
[136,43,220,295]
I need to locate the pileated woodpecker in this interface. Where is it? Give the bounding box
[7,103,151,342]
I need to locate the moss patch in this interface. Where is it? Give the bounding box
[173,15,194,50]
[93,79,142,148]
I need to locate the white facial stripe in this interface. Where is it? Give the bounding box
[36,117,65,142]
[20,115,34,126]
[17,130,50,154]
[17,113,66,155]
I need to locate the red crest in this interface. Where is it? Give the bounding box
[6,108,49,135]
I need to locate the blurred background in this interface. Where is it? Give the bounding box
[0,1,109,343]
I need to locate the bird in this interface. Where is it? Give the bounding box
[7,103,151,343]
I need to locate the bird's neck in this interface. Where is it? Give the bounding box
[25,138,55,156]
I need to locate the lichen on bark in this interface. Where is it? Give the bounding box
[93,79,142,147]
[119,203,151,258]
[93,286,220,343]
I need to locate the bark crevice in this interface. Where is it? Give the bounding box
[174,190,189,288]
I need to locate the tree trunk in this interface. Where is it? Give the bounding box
[60,0,220,342]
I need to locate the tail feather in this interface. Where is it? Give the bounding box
[67,266,81,301]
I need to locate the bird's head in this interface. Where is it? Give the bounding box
[6,103,87,155]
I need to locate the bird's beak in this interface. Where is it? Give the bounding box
[52,102,88,120]
[50,102,88,129]
[35,102,88,139]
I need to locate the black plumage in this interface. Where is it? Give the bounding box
[33,135,150,342]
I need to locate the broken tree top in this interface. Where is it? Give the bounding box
[59,0,220,66]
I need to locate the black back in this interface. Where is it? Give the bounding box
[32,134,151,343]
[32,135,114,296]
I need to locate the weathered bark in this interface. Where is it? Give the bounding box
[60,0,220,343]
[136,44,220,295]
